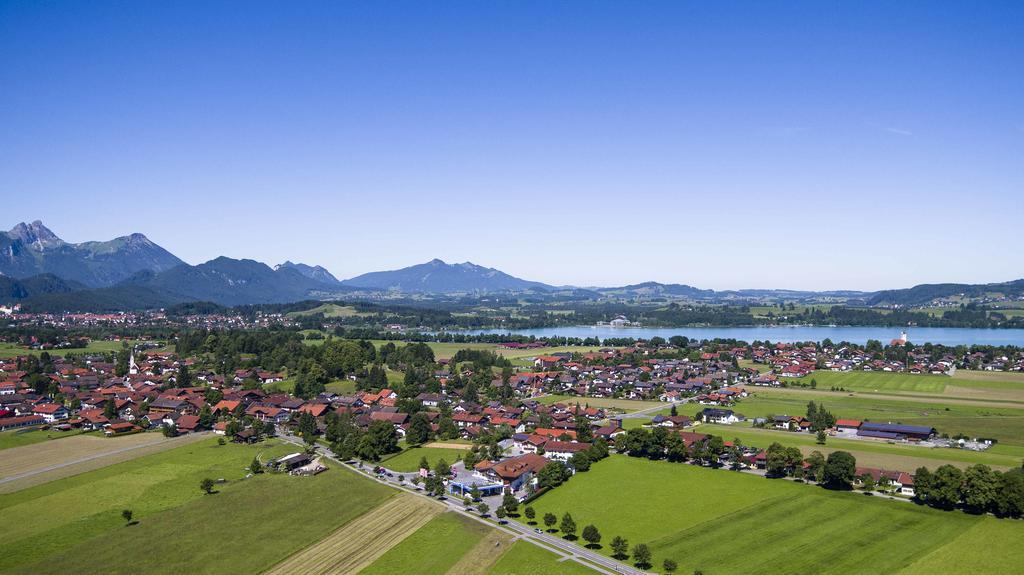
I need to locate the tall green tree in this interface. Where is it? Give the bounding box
[822,451,856,489]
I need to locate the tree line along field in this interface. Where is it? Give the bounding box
[0,437,394,574]
[520,456,1024,575]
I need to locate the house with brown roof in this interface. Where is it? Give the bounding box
[477,452,549,492]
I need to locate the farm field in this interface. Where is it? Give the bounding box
[0,431,209,493]
[359,511,490,575]
[695,423,1022,470]
[1,437,393,575]
[800,371,949,394]
[266,493,440,575]
[381,446,468,472]
[287,303,368,318]
[787,369,1024,403]
[735,388,1024,446]
[522,455,1023,574]
[487,540,598,575]
[0,339,153,359]
[0,428,91,451]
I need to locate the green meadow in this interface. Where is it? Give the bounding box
[521,456,1024,575]
[0,437,393,574]
[381,446,468,473]
[360,512,490,575]
[0,428,92,451]
[802,371,949,393]
[487,540,597,575]
[0,339,152,359]
[727,388,1024,446]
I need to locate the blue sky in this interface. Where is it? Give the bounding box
[1,1,1021,290]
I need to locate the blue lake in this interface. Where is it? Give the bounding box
[456,326,1024,346]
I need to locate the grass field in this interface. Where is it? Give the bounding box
[735,387,1024,446]
[696,423,1022,470]
[381,446,468,472]
[287,303,368,318]
[536,394,664,412]
[360,511,491,575]
[487,540,597,575]
[266,493,441,575]
[0,431,208,490]
[522,456,1024,574]
[801,371,949,394]
[0,428,91,451]
[0,339,151,359]
[2,437,394,575]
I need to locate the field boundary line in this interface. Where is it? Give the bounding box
[262,493,443,575]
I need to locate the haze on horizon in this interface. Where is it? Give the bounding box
[2,2,1021,292]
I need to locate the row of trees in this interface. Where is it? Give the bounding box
[524,509,685,572]
[914,464,1024,517]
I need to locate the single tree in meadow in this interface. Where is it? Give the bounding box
[524,506,536,524]
[663,558,678,574]
[816,430,827,445]
[121,509,133,525]
[200,477,215,494]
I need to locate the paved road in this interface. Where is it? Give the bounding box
[277,432,647,575]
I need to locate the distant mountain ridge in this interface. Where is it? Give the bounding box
[275,261,342,285]
[3,220,1021,312]
[867,279,1024,307]
[341,258,554,293]
[0,221,184,287]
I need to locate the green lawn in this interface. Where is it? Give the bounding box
[360,512,490,574]
[381,446,468,473]
[521,456,1021,574]
[487,540,597,575]
[1,438,394,575]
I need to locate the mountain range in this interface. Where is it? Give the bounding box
[1,221,184,287]
[341,259,553,293]
[2,220,1022,311]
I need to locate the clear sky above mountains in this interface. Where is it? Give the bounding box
[2,2,1021,290]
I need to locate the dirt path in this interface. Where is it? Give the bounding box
[263,493,443,575]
